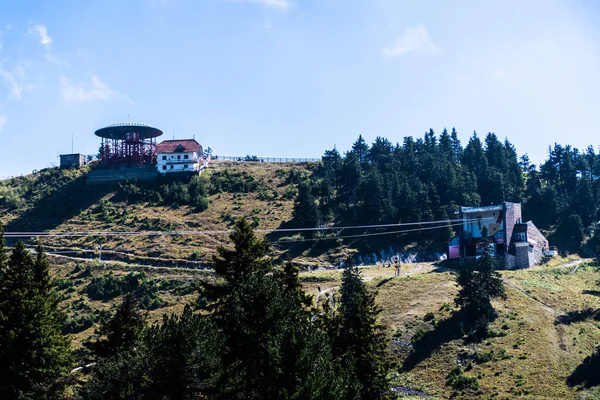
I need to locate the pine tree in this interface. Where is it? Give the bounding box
[82,306,224,400]
[213,217,272,283]
[292,181,320,238]
[215,270,355,399]
[206,221,353,399]
[88,293,146,360]
[553,214,585,253]
[359,169,385,224]
[199,218,273,310]
[332,260,393,399]
[454,228,506,336]
[351,134,370,167]
[279,258,312,309]
[337,151,362,221]
[0,240,72,399]
[450,127,463,164]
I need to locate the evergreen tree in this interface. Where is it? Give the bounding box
[332,261,393,399]
[519,154,533,172]
[218,273,353,399]
[82,306,224,400]
[292,181,320,238]
[359,169,385,224]
[88,293,146,360]
[337,151,362,221]
[199,217,273,310]
[450,127,463,164]
[351,134,370,167]
[454,228,506,336]
[205,219,353,399]
[0,240,72,399]
[188,175,209,211]
[279,258,312,309]
[574,178,596,226]
[553,214,585,253]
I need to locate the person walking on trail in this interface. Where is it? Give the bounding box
[394,256,401,277]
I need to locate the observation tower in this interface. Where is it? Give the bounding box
[95,122,163,167]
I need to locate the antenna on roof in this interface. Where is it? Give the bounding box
[173,126,175,140]
[71,134,74,154]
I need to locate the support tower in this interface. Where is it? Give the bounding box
[95,122,163,167]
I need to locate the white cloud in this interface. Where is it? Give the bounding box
[60,75,115,102]
[29,24,52,49]
[383,25,439,57]
[0,114,6,131]
[241,0,289,10]
[0,67,25,100]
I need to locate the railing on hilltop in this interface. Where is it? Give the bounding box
[213,155,320,163]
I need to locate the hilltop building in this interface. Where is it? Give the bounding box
[59,153,85,169]
[86,122,210,184]
[156,139,207,175]
[448,201,549,269]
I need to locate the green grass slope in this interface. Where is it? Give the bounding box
[47,255,600,399]
[0,160,330,264]
[302,260,600,399]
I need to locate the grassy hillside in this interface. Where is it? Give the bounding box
[0,160,346,266]
[303,259,600,399]
[45,252,600,399]
[5,161,600,398]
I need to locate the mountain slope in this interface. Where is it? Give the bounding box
[0,160,323,265]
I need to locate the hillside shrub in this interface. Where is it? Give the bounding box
[447,366,479,392]
[117,176,208,211]
[86,272,164,309]
[63,314,95,334]
[209,170,263,194]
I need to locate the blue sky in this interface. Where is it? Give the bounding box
[1,0,600,177]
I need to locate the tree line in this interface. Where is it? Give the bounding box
[292,129,600,254]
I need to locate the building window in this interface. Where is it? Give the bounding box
[177,155,181,160]
[162,155,166,160]
[184,154,189,159]
[162,166,166,170]
[184,164,188,169]
[170,165,174,169]
[514,232,526,242]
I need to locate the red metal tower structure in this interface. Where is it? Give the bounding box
[95,122,163,167]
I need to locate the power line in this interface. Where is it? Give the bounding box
[276,221,465,244]
[3,217,494,238]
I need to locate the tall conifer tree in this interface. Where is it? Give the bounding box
[0,239,72,398]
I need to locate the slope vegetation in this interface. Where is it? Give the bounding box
[0,160,321,265]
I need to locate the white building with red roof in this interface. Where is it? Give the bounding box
[155,139,206,174]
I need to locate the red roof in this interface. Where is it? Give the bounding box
[156,139,200,153]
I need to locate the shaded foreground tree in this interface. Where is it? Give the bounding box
[203,218,356,399]
[80,305,223,400]
[454,227,506,337]
[198,217,272,311]
[82,218,380,399]
[291,180,320,238]
[86,293,146,360]
[328,260,393,399]
[0,234,73,399]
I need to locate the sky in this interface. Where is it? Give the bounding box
[1,0,600,177]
